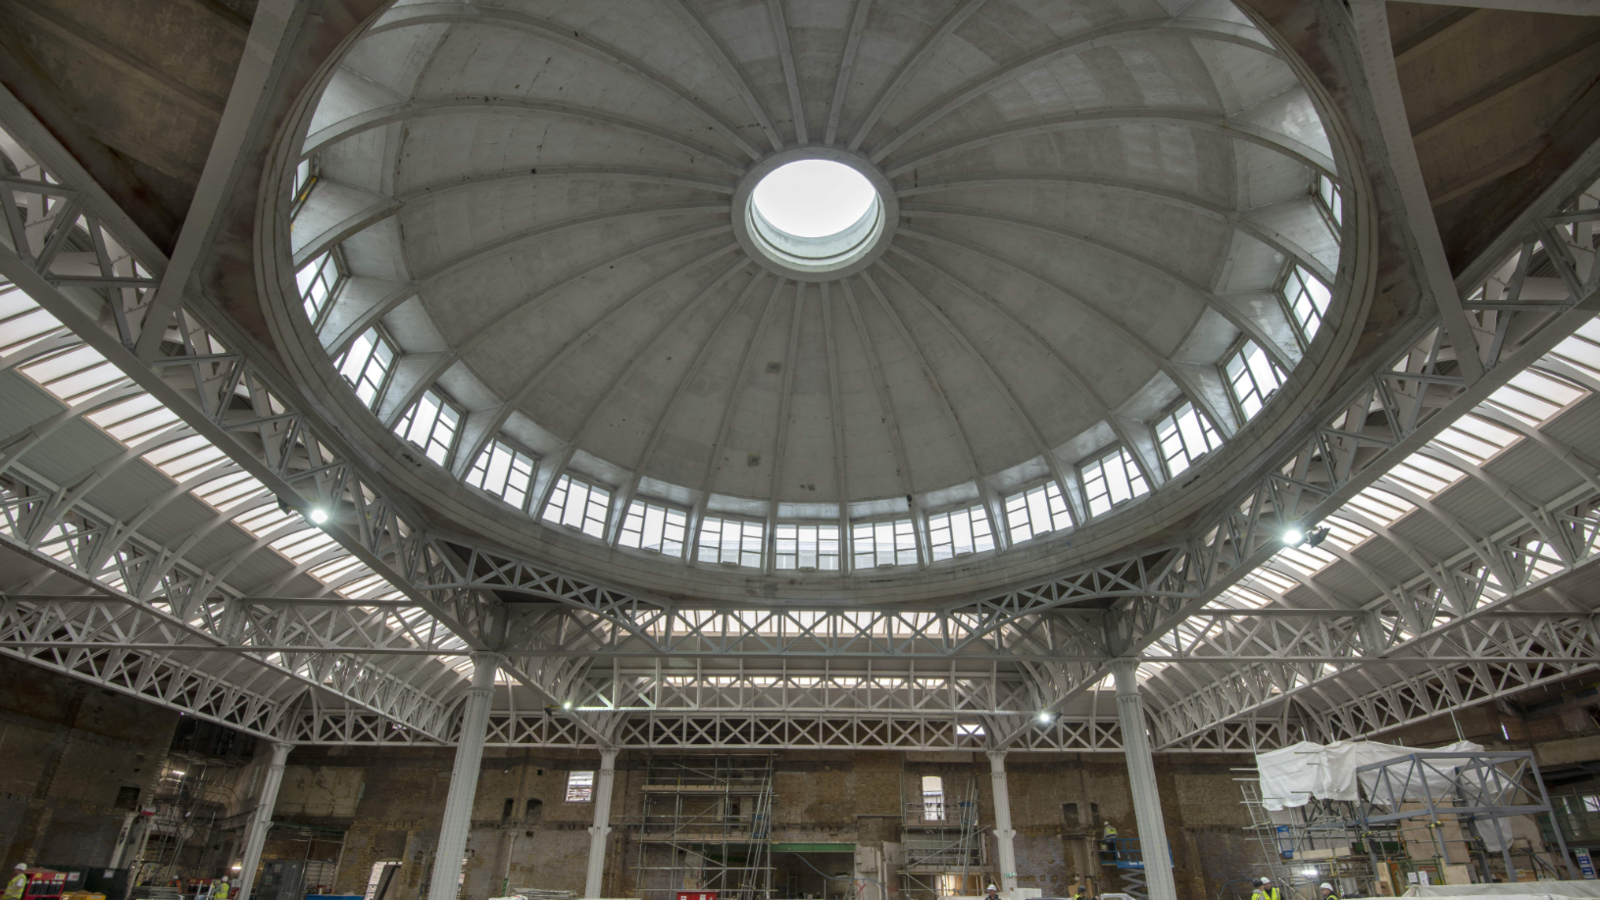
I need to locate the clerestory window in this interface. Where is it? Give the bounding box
[618,499,688,557]
[1004,481,1072,544]
[337,328,394,409]
[1226,341,1284,420]
[542,474,611,538]
[465,439,536,511]
[773,523,841,571]
[926,504,996,561]
[697,515,765,568]
[1156,402,1221,478]
[1081,446,1149,517]
[395,390,459,465]
[852,517,917,569]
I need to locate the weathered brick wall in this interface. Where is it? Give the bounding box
[0,656,178,871]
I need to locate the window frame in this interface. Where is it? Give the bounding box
[1079,444,1150,519]
[1280,264,1332,342]
[291,156,319,220]
[464,437,539,512]
[1224,340,1284,422]
[565,770,595,803]
[1155,401,1222,479]
[696,514,766,569]
[850,515,920,570]
[925,503,997,562]
[617,498,690,558]
[336,326,396,410]
[296,247,343,328]
[1003,480,1074,544]
[921,775,946,822]
[394,389,461,467]
[772,521,842,572]
[541,473,612,539]
[1314,172,1343,230]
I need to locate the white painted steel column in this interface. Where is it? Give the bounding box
[583,748,620,898]
[428,654,500,900]
[236,741,293,900]
[1111,660,1177,900]
[987,750,1018,897]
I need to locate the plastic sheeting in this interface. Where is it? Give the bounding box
[1255,740,1485,811]
[1406,883,1600,899]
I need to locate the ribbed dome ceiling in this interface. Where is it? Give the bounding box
[277,0,1350,597]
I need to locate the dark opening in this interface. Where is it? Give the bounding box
[1062,802,1078,825]
[114,786,140,810]
[525,798,543,823]
[1090,801,1100,822]
[502,798,515,821]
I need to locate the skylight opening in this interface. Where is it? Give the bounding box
[1315,173,1343,228]
[1226,341,1284,420]
[752,160,875,238]
[297,251,340,325]
[1283,265,1332,339]
[338,328,395,408]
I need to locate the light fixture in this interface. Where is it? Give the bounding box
[1282,526,1305,546]
[1301,869,1319,878]
[308,507,330,525]
[562,700,572,710]
[171,769,186,776]
[1038,711,1054,724]
[1305,526,1331,548]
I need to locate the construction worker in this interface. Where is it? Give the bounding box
[1101,821,1118,856]
[1318,883,1338,900]
[985,884,1000,900]
[214,879,230,900]
[1251,877,1281,900]
[4,864,27,900]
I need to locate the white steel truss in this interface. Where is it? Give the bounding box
[0,71,1598,750]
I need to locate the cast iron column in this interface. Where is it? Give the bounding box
[584,748,620,898]
[428,653,500,900]
[236,741,293,900]
[1112,659,1177,900]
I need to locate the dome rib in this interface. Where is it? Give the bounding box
[899,208,1297,371]
[821,0,872,147]
[891,230,1235,436]
[882,108,1338,180]
[837,277,919,500]
[695,278,786,511]
[763,0,809,145]
[397,168,738,204]
[868,19,1284,164]
[301,98,748,174]
[665,0,785,153]
[368,4,766,162]
[846,0,987,152]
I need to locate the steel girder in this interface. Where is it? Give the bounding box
[0,46,1598,752]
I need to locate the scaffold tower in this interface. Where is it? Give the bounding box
[631,754,776,900]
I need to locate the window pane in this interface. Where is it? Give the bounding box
[1081,446,1149,518]
[1005,482,1072,543]
[852,517,917,569]
[542,474,611,538]
[698,516,764,568]
[927,504,995,561]
[619,500,688,557]
[774,523,840,571]
[465,439,536,510]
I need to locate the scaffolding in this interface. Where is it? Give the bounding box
[1235,750,1575,899]
[899,771,985,900]
[632,754,776,900]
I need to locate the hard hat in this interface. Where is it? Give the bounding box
[987,886,998,892]
[1260,878,1272,884]
[1320,885,1334,892]
[13,864,25,870]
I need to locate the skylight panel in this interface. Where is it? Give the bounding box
[1081,446,1149,517]
[1283,265,1332,338]
[1548,319,1600,378]
[1344,484,1415,527]
[337,328,394,408]
[541,473,610,538]
[1156,401,1221,477]
[465,439,536,510]
[619,500,689,557]
[191,471,267,511]
[773,522,840,570]
[698,515,765,568]
[852,517,918,569]
[1385,454,1461,498]
[296,252,341,324]
[86,394,182,444]
[927,504,995,561]
[1480,368,1583,428]
[1004,481,1072,543]
[1226,341,1283,420]
[395,390,459,465]
[19,344,123,404]
[142,434,229,481]
[1427,415,1517,465]
[0,287,63,351]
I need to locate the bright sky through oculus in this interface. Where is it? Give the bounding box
[751,160,876,237]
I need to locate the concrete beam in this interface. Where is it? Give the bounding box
[1350,0,1485,382]
[134,0,303,362]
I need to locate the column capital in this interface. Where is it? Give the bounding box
[468,652,503,691]
[1109,657,1141,691]
[598,747,620,767]
[985,749,1007,769]
[268,741,294,762]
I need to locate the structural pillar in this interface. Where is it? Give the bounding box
[986,750,1018,897]
[236,741,293,900]
[583,748,620,899]
[428,653,500,900]
[1111,659,1177,900]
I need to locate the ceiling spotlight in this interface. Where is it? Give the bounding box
[1038,711,1054,724]
[308,507,330,525]
[562,700,573,710]
[1283,526,1305,546]
[1305,526,1331,548]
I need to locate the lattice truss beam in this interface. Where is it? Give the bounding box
[0,65,1599,749]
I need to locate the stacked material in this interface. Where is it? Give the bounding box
[1254,741,1485,810]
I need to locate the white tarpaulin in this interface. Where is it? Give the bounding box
[1406,883,1600,899]
[1255,740,1486,811]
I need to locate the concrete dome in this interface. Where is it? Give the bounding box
[267,0,1362,603]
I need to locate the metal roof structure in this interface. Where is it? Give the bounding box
[0,0,1598,754]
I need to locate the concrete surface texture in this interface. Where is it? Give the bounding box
[270,0,1355,600]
